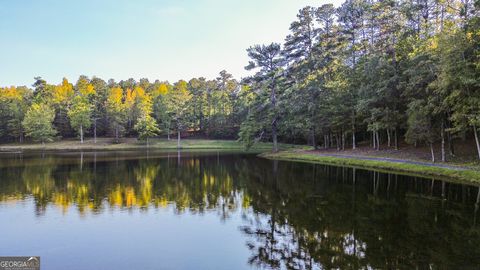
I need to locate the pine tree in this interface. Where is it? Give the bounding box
[245,43,284,152]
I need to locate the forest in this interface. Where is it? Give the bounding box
[0,0,479,161]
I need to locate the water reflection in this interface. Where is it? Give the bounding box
[0,151,479,269]
[0,151,244,217]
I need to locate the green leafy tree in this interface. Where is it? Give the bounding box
[134,115,160,147]
[405,100,438,162]
[0,86,32,143]
[22,103,57,144]
[436,19,480,159]
[166,80,192,148]
[68,96,92,143]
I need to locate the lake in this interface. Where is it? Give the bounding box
[0,151,479,269]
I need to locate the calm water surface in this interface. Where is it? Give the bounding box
[0,151,479,269]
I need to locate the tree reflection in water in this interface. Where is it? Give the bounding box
[0,151,479,269]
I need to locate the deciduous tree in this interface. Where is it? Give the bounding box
[22,103,57,144]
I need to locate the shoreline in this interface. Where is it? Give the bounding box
[2,138,480,184]
[0,138,283,152]
[261,151,480,185]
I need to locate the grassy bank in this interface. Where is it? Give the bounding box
[0,138,299,152]
[262,151,480,184]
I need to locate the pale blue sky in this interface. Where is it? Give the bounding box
[0,0,340,86]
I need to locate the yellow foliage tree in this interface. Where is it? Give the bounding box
[52,78,74,105]
[106,87,126,142]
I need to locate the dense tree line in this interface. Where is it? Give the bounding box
[240,0,480,161]
[1,0,479,160]
[0,71,250,146]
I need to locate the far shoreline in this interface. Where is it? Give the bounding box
[2,138,480,184]
[0,138,296,152]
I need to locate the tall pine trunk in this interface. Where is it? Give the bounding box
[352,130,356,150]
[394,128,398,150]
[387,129,391,147]
[430,143,435,163]
[271,79,278,153]
[272,121,278,153]
[474,124,480,160]
[447,131,455,156]
[336,133,340,151]
[446,114,455,156]
[271,122,278,152]
[441,121,446,162]
[352,112,356,150]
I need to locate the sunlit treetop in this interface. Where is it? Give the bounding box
[52,78,74,104]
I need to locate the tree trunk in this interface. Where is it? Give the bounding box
[312,127,318,150]
[387,129,391,147]
[430,143,435,163]
[167,123,170,140]
[376,131,380,151]
[80,125,84,143]
[146,137,149,148]
[394,128,398,150]
[342,131,345,151]
[441,121,446,162]
[447,130,455,156]
[352,112,356,150]
[272,120,278,153]
[324,135,328,149]
[94,119,97,144]
[177,130,181,149]
[336,133,340,151]
[271,79,278,153]
[372,132,376,149]
[115,125,119,143]
[474,124,480,160]
[352,130,356,150]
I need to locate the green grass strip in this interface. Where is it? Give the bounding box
[261,151,480,185]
